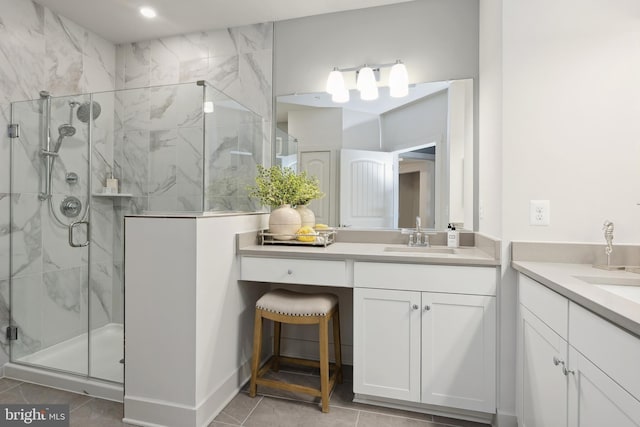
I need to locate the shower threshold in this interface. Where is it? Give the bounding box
[5,323,124,402]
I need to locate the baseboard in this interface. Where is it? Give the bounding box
[354,393,494,425]
[124,358,254,427]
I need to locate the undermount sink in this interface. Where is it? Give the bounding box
[574,275,640,305]
[384,246,457,255]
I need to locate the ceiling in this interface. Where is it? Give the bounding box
[35,0,414,44]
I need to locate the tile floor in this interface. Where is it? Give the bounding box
[0,366,490,427]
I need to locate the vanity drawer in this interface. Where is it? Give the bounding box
[240,256,349,287]
[353,262,496,296]
[519,274,568,339]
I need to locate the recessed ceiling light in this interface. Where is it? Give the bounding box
[139,7,157,18]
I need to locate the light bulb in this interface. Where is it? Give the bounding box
[203,101,214,113]
[357,66,378,101]
[389,61,409,98]
[332,87,350,103]
[326,68,345,95]
[139,7,157,18]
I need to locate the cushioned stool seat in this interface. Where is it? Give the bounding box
[249,289,343,413]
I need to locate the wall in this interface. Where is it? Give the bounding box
[274,0,479,96]
[381,90,448,152]
[342,110,380,150]
[502,0,640,244]
[288,108,342,150]
[114,24,273,213]
[478,0,640,424]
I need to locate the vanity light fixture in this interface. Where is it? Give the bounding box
[326,60,409,102]
[356,66,379,101]
[326,68,350,103]
[389,60,409,98]
[139,6,157,18]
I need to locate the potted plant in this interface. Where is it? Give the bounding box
[291,171,324,227]
[248,165,302,240]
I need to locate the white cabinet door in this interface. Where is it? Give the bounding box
[568,346,640,427]
[519,306,569,427]
[353,288,421,402]
[421,293,496,412]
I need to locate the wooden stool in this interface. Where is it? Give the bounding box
[249,289,343,413]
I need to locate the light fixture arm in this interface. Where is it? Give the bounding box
[332,60,403,73]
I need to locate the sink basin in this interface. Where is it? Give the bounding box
[573,276,640,286]
[384,246,457,255]
[574,275,640,304]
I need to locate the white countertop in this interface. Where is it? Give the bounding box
[512,261,640,337]
[238,242,500,266]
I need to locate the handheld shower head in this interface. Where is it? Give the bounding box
[52,124,76,153]
[77,101,101,123]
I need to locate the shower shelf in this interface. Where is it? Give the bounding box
[92,193,133,198]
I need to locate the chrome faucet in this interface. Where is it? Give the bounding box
[603,220,614,266]
[407,216,429,247]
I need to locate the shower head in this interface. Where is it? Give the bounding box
[52,124,76,153]
[76,101,101,123]
[58,123,76,137]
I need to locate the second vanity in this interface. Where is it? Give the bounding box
[238,231,501,423]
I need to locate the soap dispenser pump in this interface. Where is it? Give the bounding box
[447,223,459,248]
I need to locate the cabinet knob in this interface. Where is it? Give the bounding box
[412,304,419,310]
[552,356,574,375]
[424,305,431,311]
[287,269,293,275]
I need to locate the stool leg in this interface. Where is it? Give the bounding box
[249,309,263,398]
[332,307,343,384]
[273,321,281,372]
[319,316,330,413]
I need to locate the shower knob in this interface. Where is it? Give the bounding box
[60,196,82,218]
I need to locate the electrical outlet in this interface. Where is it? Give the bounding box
[530,200,550,226]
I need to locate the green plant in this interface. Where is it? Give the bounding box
[291,171,324,206]
[247,165,325,208]
[247,165,301,208]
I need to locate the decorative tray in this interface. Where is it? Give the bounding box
[258,229,336,247]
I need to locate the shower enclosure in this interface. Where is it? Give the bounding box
[7,81,264,395]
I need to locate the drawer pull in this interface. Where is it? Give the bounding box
[287,269,293,275]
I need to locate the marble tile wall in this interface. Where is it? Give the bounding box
[0,1,116,366]
[114,23,273,213]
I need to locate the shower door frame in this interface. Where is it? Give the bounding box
[7,93,100,381]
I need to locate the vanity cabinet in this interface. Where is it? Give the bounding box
[517,274,640,427]
[518,305,568,427]
[353,262,497,414]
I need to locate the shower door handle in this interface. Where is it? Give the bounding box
[69,221,90,248]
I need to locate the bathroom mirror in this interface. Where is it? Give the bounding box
[276,78,474,230]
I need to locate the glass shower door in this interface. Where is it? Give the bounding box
[9,93,92,377]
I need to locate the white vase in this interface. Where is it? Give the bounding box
[295,204,316,228]
[269,204,301,240]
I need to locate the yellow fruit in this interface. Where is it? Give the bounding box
[314,223,329,230]
[296,226,317,242]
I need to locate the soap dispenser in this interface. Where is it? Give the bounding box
[447,223,459,248]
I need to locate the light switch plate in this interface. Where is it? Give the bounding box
[530,200,550,226]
